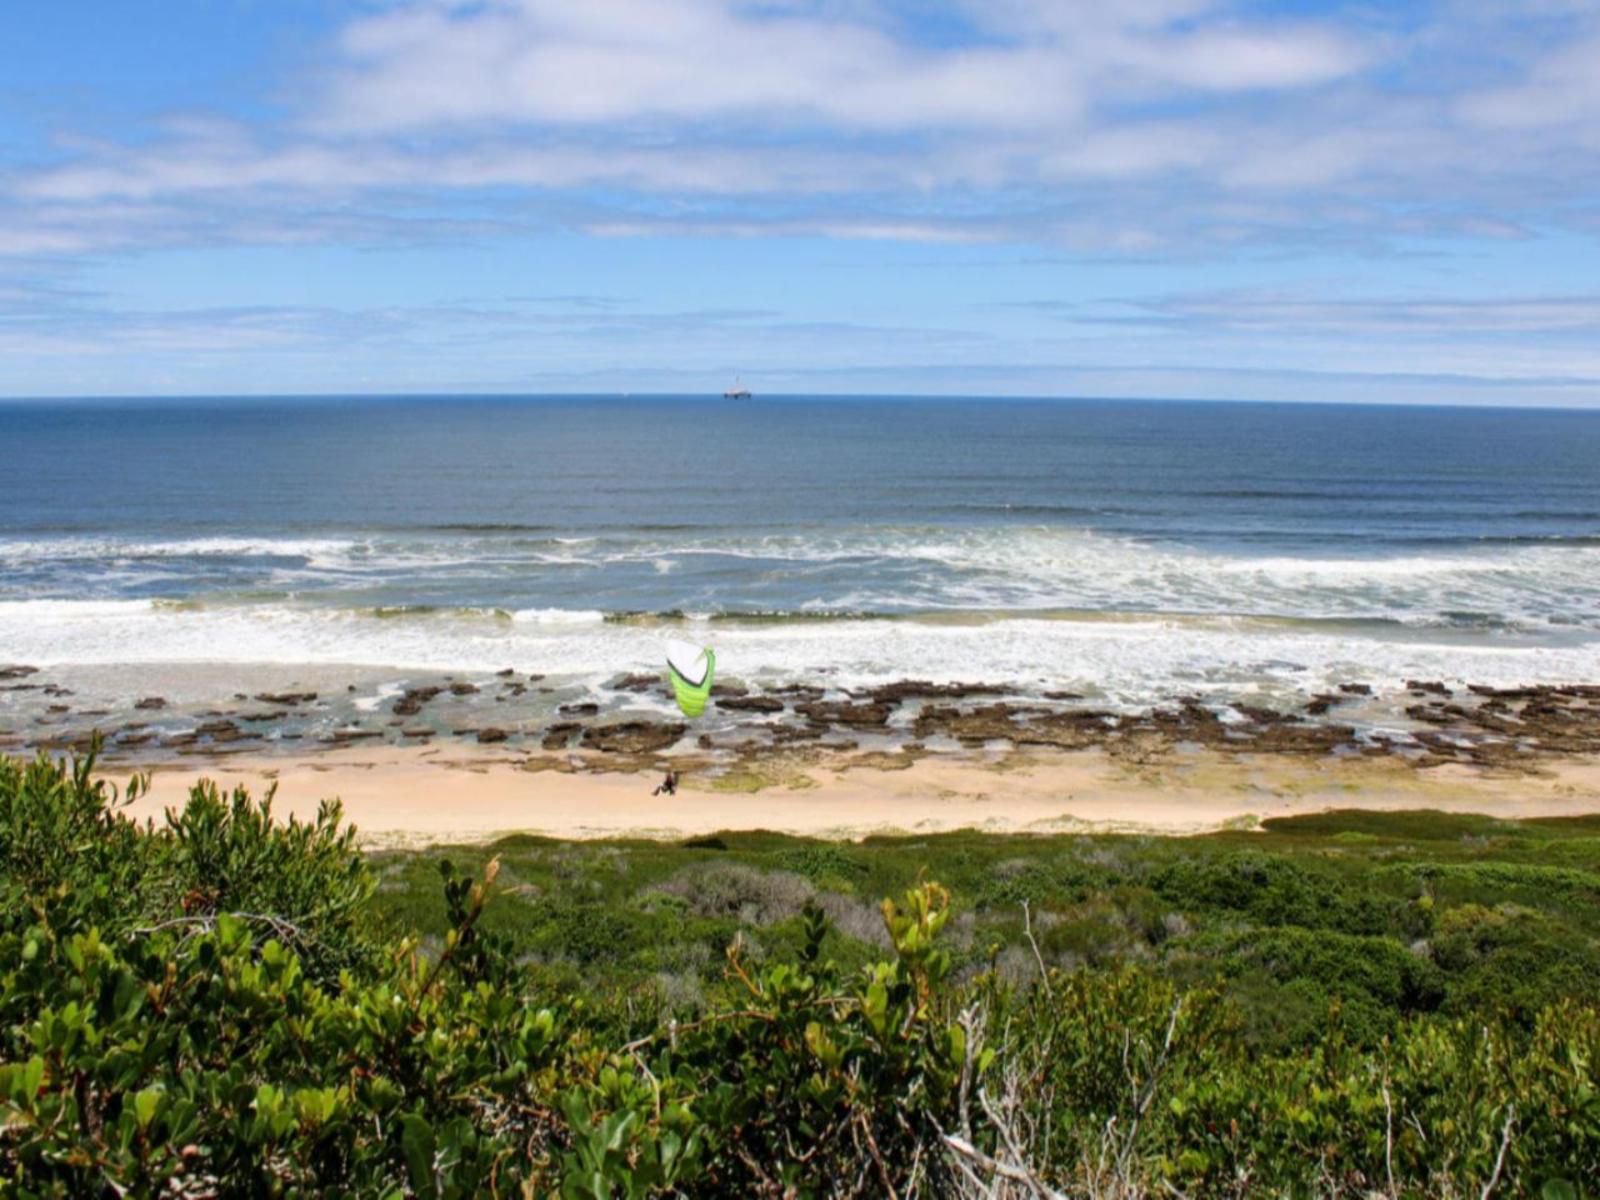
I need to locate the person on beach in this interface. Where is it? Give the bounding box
[653,769,678,796]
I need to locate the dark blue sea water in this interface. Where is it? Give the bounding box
[4,395,1599,707]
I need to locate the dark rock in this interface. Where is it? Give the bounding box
[582,720,687,754]
[797,701,892,727]
[1233,703,1300,725]
[46,704,70,714]
[716,695,785,713]
[239,711,291,723]
[560,702,600,717]
[135,697,168,710]
[0,665,39,680]
[860,680,1009,704]
[1244,723,1358,756]
[1043,690,1085,701]
[400,728,434,738]
[770,723,825,744]
[541,721,583,750]
[1406,680,1450,696]
[393,685,444,716]
[710,682,749,698]
[449,682,479,696]
[1406,705,1454,725]
[255,691,317,705]
[1339,683,1373,695]
[912,703,1054,744]
[477,727,509,743]
[496,668,515,677]
[768,683,825,700]
[697,734,714,749]
[1019,710,1119,749]
[609,673,661,693]
[43,732,101,753]
[322,729,383,744]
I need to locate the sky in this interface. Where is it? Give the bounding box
[3,0,1600,404]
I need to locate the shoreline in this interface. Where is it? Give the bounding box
[10,659,1600,845]
[9,661,1600,770]
[115,741,1600,848]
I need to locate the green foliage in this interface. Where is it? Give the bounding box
[2,752,1598,1195]
[1151,850,1401,935]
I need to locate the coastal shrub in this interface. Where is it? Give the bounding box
[1177,926,1446,1047]
[658,862,816,924]
[1151,850,1402,935]
[3,750,1599,1196]
[156,780,378,978]
[972,855,1109,908]
[1386,860,1600,907]
[777,842,868,882]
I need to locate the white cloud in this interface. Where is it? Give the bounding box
[1099,290,1600,337]
[313,0,1365,136]
[0,0,1595,268]
[1461,33,1600,128]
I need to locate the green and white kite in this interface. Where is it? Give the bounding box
[666,639,715,718]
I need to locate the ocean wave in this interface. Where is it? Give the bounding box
[511,608,608,625]
[0,536,359,562]
[5,525,1598,635]
[2,595,1597,710]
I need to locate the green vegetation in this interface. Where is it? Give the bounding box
[3,750,1597,1195]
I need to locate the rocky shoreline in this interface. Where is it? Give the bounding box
[5,661,1600,778]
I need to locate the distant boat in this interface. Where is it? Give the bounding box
[723,378,752,399]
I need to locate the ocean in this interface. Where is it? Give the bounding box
[4,395,1599,721]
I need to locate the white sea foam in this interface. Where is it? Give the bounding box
[509,608,608,625]
[2,598,1597,709]
[5,526,1598,700]
[8,527,1598,634]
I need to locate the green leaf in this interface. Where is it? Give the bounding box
[401,1113,438,1199]
[133,1085,163,1131]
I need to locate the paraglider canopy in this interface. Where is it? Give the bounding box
[666,640,715,717]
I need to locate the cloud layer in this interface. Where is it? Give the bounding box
[2,0,1599,400]
[13,0,1597,251]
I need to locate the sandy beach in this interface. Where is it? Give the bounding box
[116,742,1600,847]
[7,660,1593,846]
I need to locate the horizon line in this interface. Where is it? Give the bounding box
[4,389,1600,414]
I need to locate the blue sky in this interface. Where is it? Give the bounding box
[3,0,1600,403]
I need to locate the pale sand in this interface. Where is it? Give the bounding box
[108,744,1600,848]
